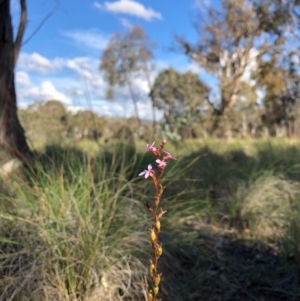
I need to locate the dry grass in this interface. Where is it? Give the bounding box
[1,139,300,300]
[239,171,300,238]
[0,156,149,301]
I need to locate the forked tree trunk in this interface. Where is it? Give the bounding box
[0,0,32,170]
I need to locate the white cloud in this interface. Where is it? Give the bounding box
[62,29,110,51]
[65,57,95,79]
[67,87,85,96]
[104,98,163,119]
[93,100,125,117]
[15,50,167,120]
[132,76,150,95]
[61,56,106,88]
[193,0,211,9]
[119,17,133,29]
[21,81,72,104]
[18,52,53,73]
[94,0,162,21]
[16,71,31,86]
[86,98,163,120]
[184,62,206,75]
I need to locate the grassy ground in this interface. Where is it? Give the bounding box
[1,138,300,300]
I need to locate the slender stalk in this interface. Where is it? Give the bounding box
[138,139,176,301]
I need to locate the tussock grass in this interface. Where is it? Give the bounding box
[2,138,300,300]
[0,154,149,301]
[239,172,300,238]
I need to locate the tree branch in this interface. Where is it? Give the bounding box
[14,0,27,67]
[22,0,59,46]
[13,0,60,67]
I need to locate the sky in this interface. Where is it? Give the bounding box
[12,0,219,120]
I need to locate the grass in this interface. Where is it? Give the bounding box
[1,138,300,300]
[0,152,149,301]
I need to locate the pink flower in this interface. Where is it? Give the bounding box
[139,164,155,179]
[146,142,157,152]
[156,159,167,168]
[163,150,176,160]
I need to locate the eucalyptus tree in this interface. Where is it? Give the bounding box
[0,0,33,170]
[150,68,209,139]
[100,26,155,127]
[253,0,300,137]
[177,0,269,135]
[1,0,58,173]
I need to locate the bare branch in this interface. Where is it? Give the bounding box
[14,0,27,67]
[13,0,60,67]
[22,0,60,46]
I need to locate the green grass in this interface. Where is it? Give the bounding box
[1,138,300,300]
[0,152,149,301]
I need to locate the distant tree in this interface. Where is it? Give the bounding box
[150,68,209,140]
[66,110,106,140]
[100,26,155,129]
[20,101,108,144]
[19,100,68,145]
[42,100,67,117]
[177,0,269,136]
[0,0,33,169]
[253,52,300,137]
[214,80,261,138]
[253,0,300,137]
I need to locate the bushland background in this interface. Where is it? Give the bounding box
[2,0,300,300]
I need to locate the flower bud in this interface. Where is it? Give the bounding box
[147,290,153,301]
[156,244,163,257]
[149,228,156,243]
[149,260,155,275]
[153,273,162,286]
[155,220,161,232]
[153,285,159,296]
[158,184,164,196]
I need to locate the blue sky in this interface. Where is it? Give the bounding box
[12,0,219,119]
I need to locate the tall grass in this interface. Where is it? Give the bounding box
[0,149,149,301]
[2,138,300,300]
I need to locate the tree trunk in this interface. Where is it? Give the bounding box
[126,78,141,126]
[143,65,156,140]
[0,0,32,170]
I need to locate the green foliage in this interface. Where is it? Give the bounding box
[19,100,157,149]
[150,68,209,140]
[151,68,208,114]
[65,110,107,140]
[19,100,68,147]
